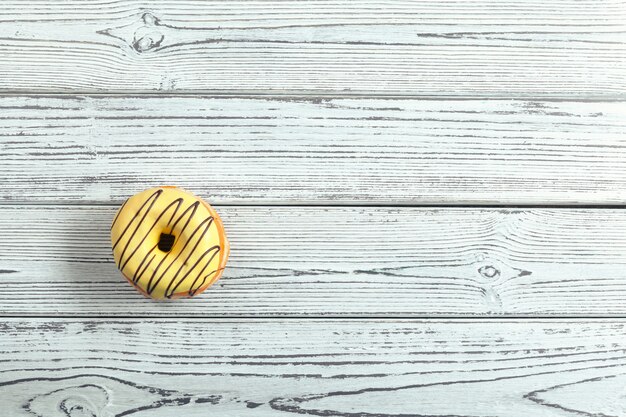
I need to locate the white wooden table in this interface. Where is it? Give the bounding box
[1,1,625,416]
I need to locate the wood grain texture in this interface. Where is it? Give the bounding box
[2,96,626,205]
[0,1,624,96]
[1,205,625,316]
[3,1,624,413]
[1,318,626,416]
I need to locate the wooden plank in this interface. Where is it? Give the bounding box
[0,1,624,96]
[1,205,625,316]
[2,96,626,205]
[1,318,626,416]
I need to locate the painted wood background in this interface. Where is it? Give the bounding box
[2,96,625,205]
[0,1,625,416]
[0,1,624,97]
[2,206,626,317]
[3,319,626,416]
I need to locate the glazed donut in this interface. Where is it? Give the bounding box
[110,186,229,299]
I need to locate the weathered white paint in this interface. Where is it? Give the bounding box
[1,205,625,316]
[0,1,624,96]
[2,96,625,205]
[1,319,625,416]
[1,1,624,414]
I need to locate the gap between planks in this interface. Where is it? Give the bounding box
[3,315,626,320]
[1,202,625,209]
[0,92,625,102]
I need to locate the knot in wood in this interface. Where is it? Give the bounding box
[27,383,108,417]
[132,13,164,53]
[478,265,500,279]
[58,396,99,417]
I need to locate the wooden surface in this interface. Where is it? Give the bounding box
[1,0,625,415]
[2,96,626,205]
[1,206,626,317]
[2,319,626,416]
[0,1,625,97]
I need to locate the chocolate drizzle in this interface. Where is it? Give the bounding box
[112,188,223,298]
[119,197,184,271]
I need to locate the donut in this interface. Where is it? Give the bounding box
[110,186,229,299]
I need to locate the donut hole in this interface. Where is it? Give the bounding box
[158,233,176,252]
